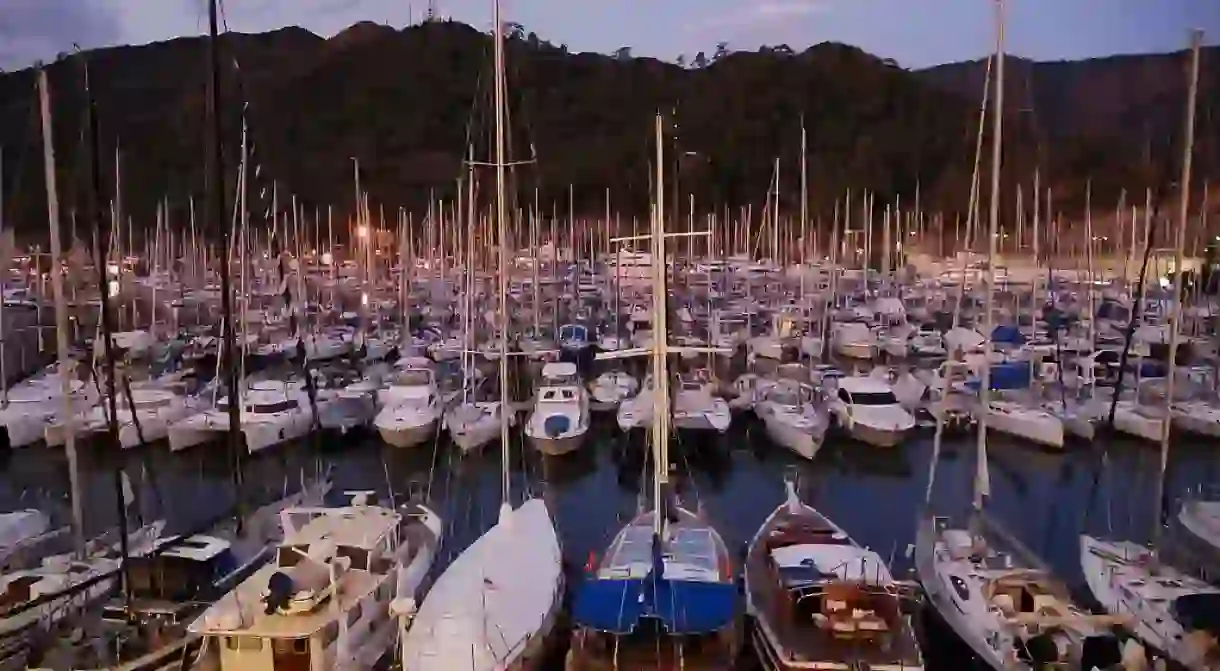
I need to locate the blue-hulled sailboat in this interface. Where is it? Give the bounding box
[565,113,742,671]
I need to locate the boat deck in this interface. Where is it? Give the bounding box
[745,505,923,670]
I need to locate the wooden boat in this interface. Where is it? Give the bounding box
[745,478,923,670]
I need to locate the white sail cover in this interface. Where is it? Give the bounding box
[0,509,49,551]
[402,498,562,670]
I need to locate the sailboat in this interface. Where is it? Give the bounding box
[918,4,1127,669]
[397,3,565,666]
[566,113,741,670]
[1080,30,1220,671]
[745,475,923,670]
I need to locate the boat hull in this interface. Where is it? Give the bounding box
[378,419,437,448]
[528,430,586,456]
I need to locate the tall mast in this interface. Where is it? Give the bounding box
[975,0,1005,513]
[38,69,85,558]
[80,48,132,609]
[651,113,669,537]
[208,0,245,523]
[1154,29,1203,548]
[493,0,512,514]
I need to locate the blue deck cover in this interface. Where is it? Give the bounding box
[571,531,739,635]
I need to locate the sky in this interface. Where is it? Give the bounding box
[2,0,1218,72]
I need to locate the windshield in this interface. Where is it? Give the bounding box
[849,391,898,406]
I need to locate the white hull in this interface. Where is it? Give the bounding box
[760,414,822,459]
[527,429,587,456]
[1113,402,1164,442]
[401,499,563,671]
[835,341,877,360]
[1080,534,1217,669]
[987,404,1065,449]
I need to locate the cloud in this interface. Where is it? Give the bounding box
[684,0,828,35]
[0,0,122,69]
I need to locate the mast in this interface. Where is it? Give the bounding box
[651,112,669,537]
[975,0,1005,513]
[80,48,132,609]
[208,0,245,524]
[493,0,512,515]
[799,117,807,312]
[0,146,6,407]
[38,69,85,558]
[1154,29,1202,547]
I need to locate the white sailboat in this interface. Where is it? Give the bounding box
[1080,32,1219,670]
[567,112,740,671]
[755,380,829,460]
[398,5,564,665]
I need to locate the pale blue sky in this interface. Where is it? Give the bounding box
[2,0,1217,71]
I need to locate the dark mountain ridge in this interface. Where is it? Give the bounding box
[0,20,1213,243]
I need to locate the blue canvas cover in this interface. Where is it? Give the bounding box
[991,324,1025,345]
[571,531,738,635]
[570,579,645,634]
[964,361,1032,392]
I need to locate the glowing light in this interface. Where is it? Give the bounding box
[108,280,120,297]
[106,264,120,276]
[322,252,334,265]
[357,225,369,239]
[360,292,369,306]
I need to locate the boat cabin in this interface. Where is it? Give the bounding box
[190,499,411,671]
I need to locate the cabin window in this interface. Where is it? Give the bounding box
[272,638,307,655]
[228,636,262,651]
[277,545,309,568]
[321,622,339,647]
[250,399,298,413]
[949,576,971,602]
[337,546,369,571]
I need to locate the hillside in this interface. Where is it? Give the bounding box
[916,47,1220,203]
[0,20,1212,242]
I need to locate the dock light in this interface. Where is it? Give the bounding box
[361,292,369,306]
[322,252,333,265]
[106,263,120,276]
[108,280,120,297]
[357,225,369,239]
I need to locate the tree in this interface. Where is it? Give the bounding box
[559,43,569,54]
[527,31,540,48]
[614,46,632,62]
[692,51,708,68]
[676,54,686,68]
[713,42,730,62]
[503,21,524,40]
